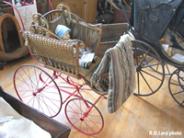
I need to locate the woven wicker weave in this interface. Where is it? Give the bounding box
[25,9,102,79]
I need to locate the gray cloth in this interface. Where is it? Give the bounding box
[90,33,135,113]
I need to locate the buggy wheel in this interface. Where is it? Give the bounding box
[168,69,184,107]
[65,98,104,136]
[133,40,165,96]
[13,64,62,118]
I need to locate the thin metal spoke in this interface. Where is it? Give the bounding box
[86,114,101,117]
[137,72,140,94]
[79,99,83,116]
[42,90,61,95]
[32,97,35,107]
[23,69,36,92]
[87,115,101,127]
[166,64,171,74]
[82,121,89,133]
[74,99,83,115]
[173,90,184,95]
[34,67,39,90]
[141,69,162,81]
[67,116,79,121]
[67,110,82,115]
[71,119,80,127]
[42,93,60,101]
[17,89,33,93]
[142,63,161,68]
[40,94,60,108]
[37,96,43,113]
[26,97,34,105]
[146,57,155,64]
[83,120,95,134]
[68,104,82,115]
[17,73,33,91]
[18,91,32,98]
[24,68,37,88]
[156,62,159,71]
[58,86,75,89]
[140,72,154,93]
[40,95,54,115]
[79,121,83,131]
[21,94,34,99]
[170,80,180,86]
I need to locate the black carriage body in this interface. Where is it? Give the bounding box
[169,1,184,38]
[131,0,182,46]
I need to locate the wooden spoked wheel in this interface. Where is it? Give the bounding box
[13,64,62,118]
[133,40,165,96]
[169,69,184,107]
[65,98,104,136]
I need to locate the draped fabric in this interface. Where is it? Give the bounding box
[91,33,135,113]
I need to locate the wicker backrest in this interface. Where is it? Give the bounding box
[24,32,80,76]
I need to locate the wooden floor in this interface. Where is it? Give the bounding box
[0,57,184,138]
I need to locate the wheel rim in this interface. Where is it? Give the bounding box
[133,40,165,96]
[13,65,62,117]
[65,98,104,136]
[169,69,184,106]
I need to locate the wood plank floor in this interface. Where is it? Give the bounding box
[0,57,184,138]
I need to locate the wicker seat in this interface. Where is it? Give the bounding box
[24,9,102,79]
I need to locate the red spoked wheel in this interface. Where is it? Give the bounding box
[65,98,104,136]
[13,64,62,118]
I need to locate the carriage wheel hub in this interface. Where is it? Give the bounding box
[33,93,37,96]
[136,66,142,72]
[80,118,84,121]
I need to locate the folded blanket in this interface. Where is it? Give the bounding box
[91,33,135,113]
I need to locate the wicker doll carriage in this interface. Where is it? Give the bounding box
[13,8,128,136]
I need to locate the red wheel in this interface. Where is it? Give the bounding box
[65,98,104,136]
[13,64,62,118]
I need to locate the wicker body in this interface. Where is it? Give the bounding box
[25,9,101,79]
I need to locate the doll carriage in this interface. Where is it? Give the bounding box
[13,7,128,136]
[130,0,184,107]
